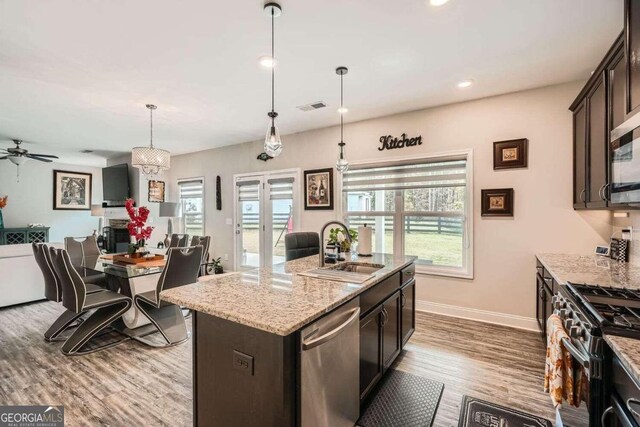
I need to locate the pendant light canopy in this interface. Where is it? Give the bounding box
[132,104,170,178]
[335,66,349,173]
[264,2,283,157]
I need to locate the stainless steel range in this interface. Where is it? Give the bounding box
[553,282,640,427]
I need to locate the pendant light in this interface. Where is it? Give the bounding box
[132,104,170,178]
[263,2,283,157]
[335,66,349,173]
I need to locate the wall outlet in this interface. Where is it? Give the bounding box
[226,218,232,225]
[233,350,254,376]
[622,226,633,241]
[224,254,229,261]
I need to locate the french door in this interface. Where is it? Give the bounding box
[234,170,299,270]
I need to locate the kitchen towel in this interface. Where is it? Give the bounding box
[358,224,372,256]
[544,314,575,408]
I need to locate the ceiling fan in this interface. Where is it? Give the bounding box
[0,139,59,165]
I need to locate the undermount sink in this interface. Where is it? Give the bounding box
[297,262,385,284]
[328,262,385,275]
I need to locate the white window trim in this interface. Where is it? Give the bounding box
[177,176,205,236]
[340,149,474,280]
[232,168,302,271]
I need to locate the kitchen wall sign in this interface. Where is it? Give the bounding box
[378,133,423,151]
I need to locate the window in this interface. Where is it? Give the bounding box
[342,151,473,278]
[178,178,204,236]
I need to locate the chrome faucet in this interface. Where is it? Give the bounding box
[319,221,352,267]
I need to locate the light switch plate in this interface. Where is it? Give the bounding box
[226,218,232,225]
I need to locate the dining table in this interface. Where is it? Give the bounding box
[77,254,167,336]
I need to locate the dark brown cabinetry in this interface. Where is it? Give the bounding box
[401,279,416,347]
[571,35,623,210]
[626,0,640,119]
[359,266,416,404]
[535,259,557,342]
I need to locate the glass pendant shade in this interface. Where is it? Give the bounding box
[336,145,349,172]
[264,116,282,157]
[132,146,171,176]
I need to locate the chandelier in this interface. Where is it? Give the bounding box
[132,104,170,177]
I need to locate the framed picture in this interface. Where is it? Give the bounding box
[304,168,334,210]
[481,188,514,217]
[53,170,92,210]
[148,180,165,203]
[493,138,528,170]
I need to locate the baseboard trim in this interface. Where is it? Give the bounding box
[415,300,540,332]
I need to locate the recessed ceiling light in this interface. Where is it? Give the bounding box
[457,79,474,88]
[258,55,277,68]
[429,0,450,6]
[337,107,349,114]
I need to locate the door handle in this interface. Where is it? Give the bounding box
[401,293,407,308]
[601,406,614,427]
[599,184,606,201]
[580,189,586,203]
[302,307,360,350]
[380,308,388,327]
[604,183,611,202]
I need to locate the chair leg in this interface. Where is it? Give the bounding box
[44,310,85,342]
[61,300,131,356]
[134,299,189,347]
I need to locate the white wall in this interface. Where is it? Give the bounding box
[165,81,613,323]
[613,212,640,265]
[0,160,103,242]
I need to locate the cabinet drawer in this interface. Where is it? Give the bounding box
[401,264,415,287]
[360,272,400,317]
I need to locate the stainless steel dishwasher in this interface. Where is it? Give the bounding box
[300,297,360,427]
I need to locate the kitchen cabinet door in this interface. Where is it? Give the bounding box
[382,291,401,371]
[359,305,383,402]
[400,280,415,347]
[573,100,588,208]
[626,0,640,118]
[610,50,626,132]
[536,273,547,339]
[587,73,609,208]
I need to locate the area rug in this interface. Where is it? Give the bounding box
[358,369,444,427]
[458,395,553,427]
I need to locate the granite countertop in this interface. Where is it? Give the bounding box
[536,253,640,290]
[605,335,640,384]
[161,253,415,336]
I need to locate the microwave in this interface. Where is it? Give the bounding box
[610,125,640,204]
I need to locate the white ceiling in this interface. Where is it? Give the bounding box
[0,0,624,165]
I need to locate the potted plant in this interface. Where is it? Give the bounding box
[125,198,153,257]
[328,227,358,253]
[211,257,224,275]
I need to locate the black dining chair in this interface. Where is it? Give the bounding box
[32,243,105,342]
[48,247,132,355]
[190,235,211,276]
[64,236,108,286]
[167,234,189,249]
[284,232,320,261]
[133,246,203,347]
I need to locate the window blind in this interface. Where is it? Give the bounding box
[342,158,467,192]
[237,180,260,201]
[178,179,204,198]
[268,177,294,200]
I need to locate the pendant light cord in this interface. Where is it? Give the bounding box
[340,73,344,143]
[271,9,275,114]
[149,107,154,148]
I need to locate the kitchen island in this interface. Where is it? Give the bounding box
[161,253,416,427]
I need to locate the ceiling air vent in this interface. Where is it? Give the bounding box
[297,101,327,112]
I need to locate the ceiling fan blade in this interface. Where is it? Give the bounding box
[27,153,59,158]
[26,154,53,163]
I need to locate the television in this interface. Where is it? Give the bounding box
[102,163,130,202]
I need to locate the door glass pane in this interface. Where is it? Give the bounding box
[238,182,260,268]
[345,215,393,255]
[403,215,463,267]
[272,198,293,265]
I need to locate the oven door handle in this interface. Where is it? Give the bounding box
[628,398,640,418]
[560,337,590,371]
